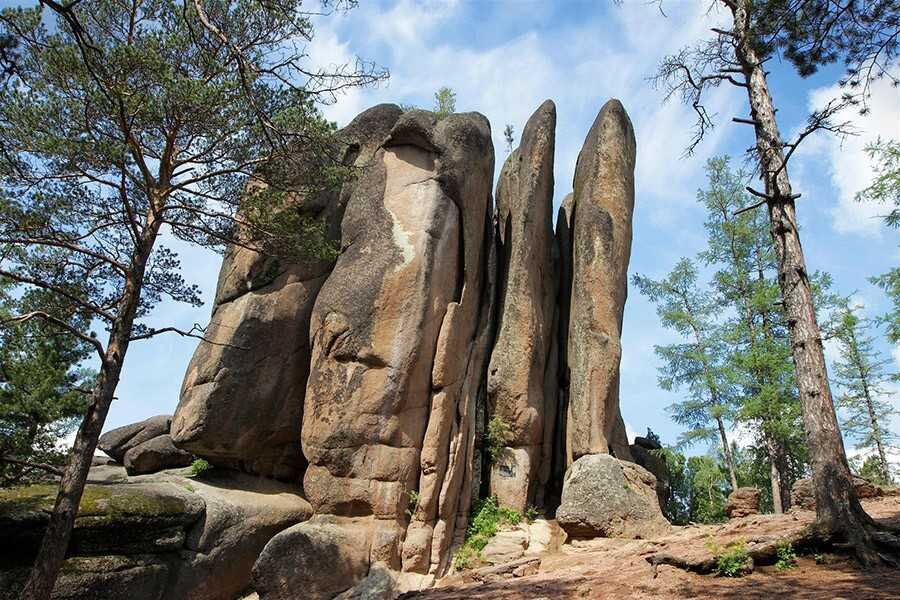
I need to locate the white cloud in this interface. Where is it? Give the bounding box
[804,74,900,236]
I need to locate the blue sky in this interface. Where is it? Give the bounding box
[87,1,898,463]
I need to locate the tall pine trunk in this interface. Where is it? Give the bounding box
[716,416,739,491]
[730,0,872,545]
[20,222,160,600]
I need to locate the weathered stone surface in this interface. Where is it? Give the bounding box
[98,415,171,463]
[301,109,495,578]
[487,100,557,512]
[333,563,398,600]
[566,99,636,462]
[164,471,313,600]
[725,487,761,519]
[172,104,403,481]
[790,475,883,511]
[481,527,529,564]
[123,434,193,476]
[0,482,205,560]
[0,470,311,600]
[556,454,669,540]
[629,436,670,511]
[252,517,371,600]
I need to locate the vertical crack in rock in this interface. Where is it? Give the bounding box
[171,104,403,481]
[566,99,636,463]
[486,100,558,512]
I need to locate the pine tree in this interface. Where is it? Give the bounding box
[634,259,740,490]
[698,157,808,513]
[652,0,900,561]
[831,300,897,484]
[0,3,385,597]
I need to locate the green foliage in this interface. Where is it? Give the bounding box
[856,138,899,227]
[709,539,752,577]
[452,495,524,570]
[775,540,797,571]
[652,445,729,524]
[871,267,900,345]
[406,489,420,519]
[524,504,540,523]
[433,86,456,119]
[853,455,894,487]
[633,258,737,453]
[0,286,94,487]
[189,459,211,477]
[486,416,511,463]
[831,300,897,485]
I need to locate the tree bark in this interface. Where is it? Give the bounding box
[729,0,873,551]
[20,222,159,600]
[716,416,739,491]
[765,434,785,514]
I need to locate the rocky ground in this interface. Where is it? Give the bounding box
[406,496,900,600]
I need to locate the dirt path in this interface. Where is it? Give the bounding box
[405,496,900,599]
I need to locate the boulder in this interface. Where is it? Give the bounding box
[0,470,311,600]
[725,487,761,518]
[565,99,636,462]
[333,563,398,600]
[98,415,171,463]
[556,453,669,540]
[0,481,205,560]
[123,434,194,475]
[790,475,883,511]
[629,437,670,510]
[301,109,495,577]
[487,100,558,512]
[252,517,371,600]
[172,104,403,481]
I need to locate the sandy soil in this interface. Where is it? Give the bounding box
[405,496,900,599]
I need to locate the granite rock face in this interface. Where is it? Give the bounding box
[487,100,558,512]
[0,470,310,600]
[556,454,669,540]
[70,98,649,594]
[171,105,403,481]
[565,99,636,463]
[790,475,883,511]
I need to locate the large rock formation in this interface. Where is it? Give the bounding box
[40,97,649,597]
[300,108,495,582]
[487,100,558,512]
[565,99,635,463]
[171,105,403,481]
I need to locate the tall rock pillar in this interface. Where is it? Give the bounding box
[486,100,558,512]
[566,99,636,463]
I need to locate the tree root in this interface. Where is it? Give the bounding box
[646,520,900,576]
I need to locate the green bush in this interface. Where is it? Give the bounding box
[406,490,420,519]
[775,540,797,571]
[524,504,541,523]
[710,540,752,577]
[453,495,525,570]
[486,416,511,463]
[190,458,211,477]
[452,544,479,571]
